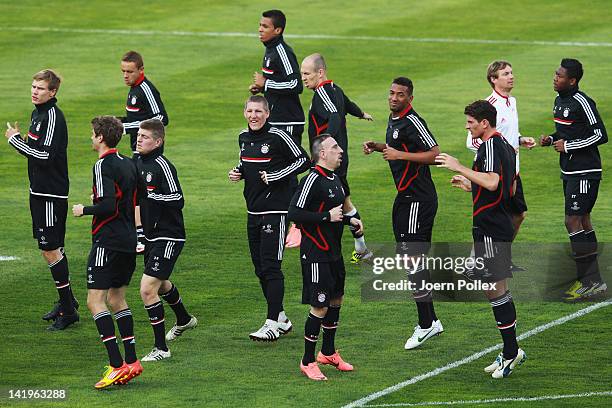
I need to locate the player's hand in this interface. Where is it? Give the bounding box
[72,204,84,217]
[350,217,363,235]
[329,204,343,222]
[228,168,242,182]
[435,153,462,172]
[253,72,266,89]
[249,84,261,95]
[539,135,552,146]
[382,145,402,161]
[361,112,374,121]
[259,170,268,185]
[363,141,376,155]
[520,136,536,149]
[5,121,19,139]
[553,139,566,153]
[451,175,471,192]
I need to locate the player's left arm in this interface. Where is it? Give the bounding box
[141,83,169,126]
[79,162,117,216]
[314,87,341,137]
[563,97,608,152]
[261,44,302,96]
[147,159,184,208]
[344,93,372,121]
[264,130,310,184]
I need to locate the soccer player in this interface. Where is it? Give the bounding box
[363,77,443,349]
[467,61,536,271]
[228,96,310,341]
[5,69,79,330]
[436,100,526,379]
[72,116,141,389]
[250,9,305,247]
[119,51,169,156]
[118,50,169,253]
[288,134,362,381]
[301,53,374,264]
[540,58,608,301]
[135,119,197,361]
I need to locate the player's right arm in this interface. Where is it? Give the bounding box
[288,173,338,224]
[229,138,243,182]
[314,87,341,137]
[363,141,386,154]
[7,112,63,164]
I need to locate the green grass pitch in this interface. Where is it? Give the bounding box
[0,1,611,407]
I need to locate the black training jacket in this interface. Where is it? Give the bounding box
[549,87,607,180]
[261,35,305,127]
[237,123,309,215]
[136,148,186,242]
[8,97,69,199]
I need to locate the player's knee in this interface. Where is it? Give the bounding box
[86,291,105,314]
[330,296,343,306]
[158,280,173,295]
[311,306,328,318]
[565,216,582,232]
[581,215,593,231]
[140,285,157,303]
[41,248,62,264]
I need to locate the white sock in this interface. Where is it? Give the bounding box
[354,236,367,253]
[344,208,357,217]
[278,310,288,322]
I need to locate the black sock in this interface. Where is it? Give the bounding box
[145,301,167,351]
[266,279,284,320]
[430,301,438,322]
[490,292,518,359]
[584,230,602,283]
[161,284,191,326]
[114,308,137,364]
[48,255,75,314]
[59,251,78,306]
[303,313,323,365]
[94,311,123,368]
[412,270,434,328]
[569,230,590,282]
[321,305,340,356]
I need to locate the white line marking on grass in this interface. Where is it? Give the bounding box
[342,299,612,408]
[0,256,19,261]
[363,391,612,407]
[2,27,612,48]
